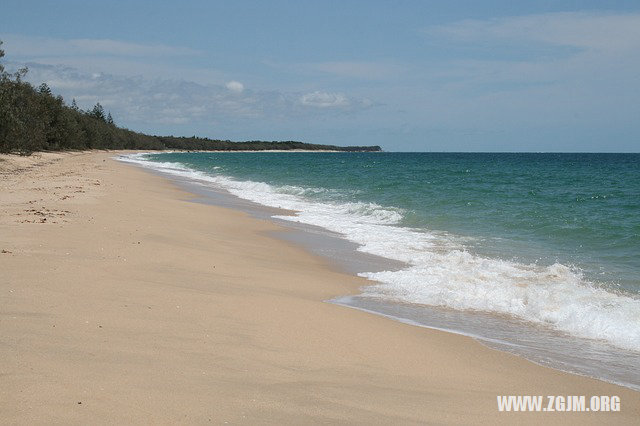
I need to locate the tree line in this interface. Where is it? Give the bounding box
[0,41,380,155]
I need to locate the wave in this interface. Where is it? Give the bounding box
[119,153,640,352]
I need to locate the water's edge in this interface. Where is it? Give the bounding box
[118,155,640,392]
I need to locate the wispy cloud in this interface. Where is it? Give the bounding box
[427,12,640,53]
[417,12,640,94]
[300,91,350,108]
[0,33,375,131]
[13,62,371,128]
[0,33,222,84]
[1,34,201,58]
[361,11,640,140]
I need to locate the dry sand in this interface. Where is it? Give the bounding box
[1,151,638,424]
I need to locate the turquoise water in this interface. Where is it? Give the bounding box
[124,152,640,362]
[147,152,639,290]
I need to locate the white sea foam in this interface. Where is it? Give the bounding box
[119,153,640,352]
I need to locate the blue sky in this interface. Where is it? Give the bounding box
[2,1,639,151]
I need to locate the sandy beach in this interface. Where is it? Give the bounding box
[1,151,638,424]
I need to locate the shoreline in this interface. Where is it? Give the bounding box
[1,151,638,423]
[123,150,640,392]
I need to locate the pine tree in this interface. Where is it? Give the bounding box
[106,112,114,125]
[38,83,52,96]
[90,102,106,121]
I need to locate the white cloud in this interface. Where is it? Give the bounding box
[11,62,371,127]
[225,80,244,93]
[300,91,350,108]
[1,35,375,119]
[428,12,640,53]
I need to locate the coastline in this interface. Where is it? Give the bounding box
[1,151,638,423]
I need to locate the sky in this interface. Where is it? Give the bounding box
[2,0,640,152]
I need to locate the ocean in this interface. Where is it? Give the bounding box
[120,151,640,390]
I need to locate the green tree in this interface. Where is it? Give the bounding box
[90,102,106,121]
[38,83,52,96]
